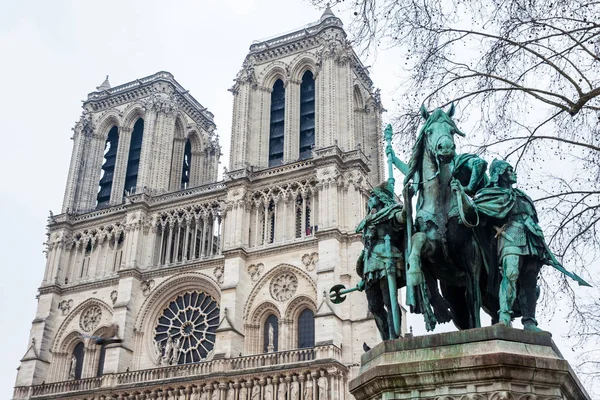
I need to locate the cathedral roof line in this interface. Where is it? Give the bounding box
[248,9,344,54]
[84,70,215,129]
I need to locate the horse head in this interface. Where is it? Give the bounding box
[420,103,465,164]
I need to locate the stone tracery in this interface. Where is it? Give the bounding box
[154,290,220,365]
[79,305,102,332]
[153,202,223,266]
[247,179,318,247]
[270,272,299,302]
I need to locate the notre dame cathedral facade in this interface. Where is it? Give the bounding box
[13,9,398,400]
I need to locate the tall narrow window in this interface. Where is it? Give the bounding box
[97,126,119,208]
[269,79,285,167]
[96,345,106,377]
[181,139,192,189]
[124,118,144,195]
[295,195,303,239]
[305,197,312,236]
[268,200,275,244]
[72,342,85,380]
[263,314,279,352]
[297,309,315,348]
[80,241,92,278]
[299,71,315,160]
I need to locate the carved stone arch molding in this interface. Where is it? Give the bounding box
[283,295,317,351]
[96,110,122,140]
[50,330,85,382]
[250,301,282,326]
[284,295,317,321]
[51,298,114,353]
[186,129,205,152]
[259,61,290,89]
[57,330,85,355]
[120,102,146,131]
[243,263,317,324]
[173,113,187,139]
[133,272,221,368]
[289,53,319,81]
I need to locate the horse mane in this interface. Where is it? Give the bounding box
[403,109,462,186]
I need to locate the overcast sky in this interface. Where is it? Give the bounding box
[0,0,595,398]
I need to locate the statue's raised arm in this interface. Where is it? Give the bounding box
[384,124,409,177]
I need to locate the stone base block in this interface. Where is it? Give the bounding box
[349,325,590,400]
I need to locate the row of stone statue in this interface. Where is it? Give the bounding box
[336,105,590,340]
[187,375,329,400]
[155,336,182,366]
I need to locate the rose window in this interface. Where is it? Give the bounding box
[154,291,220,364]
[80,305,102,332]
[270,272,299,301]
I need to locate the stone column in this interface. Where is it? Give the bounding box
[284,80,301,163]
[80,133,107,212]
[169,137,186,191]
[111,126,132,204]
[62,119,86,213]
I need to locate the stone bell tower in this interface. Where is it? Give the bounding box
[62,73,220,214]
[228,7,384,186]
[217,6,396,372]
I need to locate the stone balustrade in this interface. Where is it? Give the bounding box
[13,345,345,399]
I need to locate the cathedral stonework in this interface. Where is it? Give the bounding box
[13,8,395,400]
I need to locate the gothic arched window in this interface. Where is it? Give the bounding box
[299,71,315,160]
[124,118,144,195]
[111,232,124,271]
[268,199,275,244]
[181,139,192,190]
[96,345,106,377]
[305,197,312,236]
[96,126,119,209]
[269,79,285,167]
[72,342,85,380]
[297,309,315,349]
[295,195,303,239]
[295,194,312,238]
[154,291,220,365]
[263,314,279,352]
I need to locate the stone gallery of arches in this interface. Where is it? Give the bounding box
[13,8,393,400]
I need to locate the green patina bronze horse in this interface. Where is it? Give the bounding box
[391,104,498,330]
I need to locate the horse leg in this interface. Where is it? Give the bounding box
[440,283,472,330]
[427,278,453,324]
[462,237,483,328]
[407,232,428,286]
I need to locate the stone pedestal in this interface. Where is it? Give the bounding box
[349,325,590,400]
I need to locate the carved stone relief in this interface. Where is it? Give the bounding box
[141,279,155,296]
[270,272,298,302]
[214,265,224,285]
[301,252,318,271]
[79,305,102,332]
[58,299,74,316]
[110,290,118,305]
[248,263,264,282]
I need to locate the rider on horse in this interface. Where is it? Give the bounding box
[355,181,406,340]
